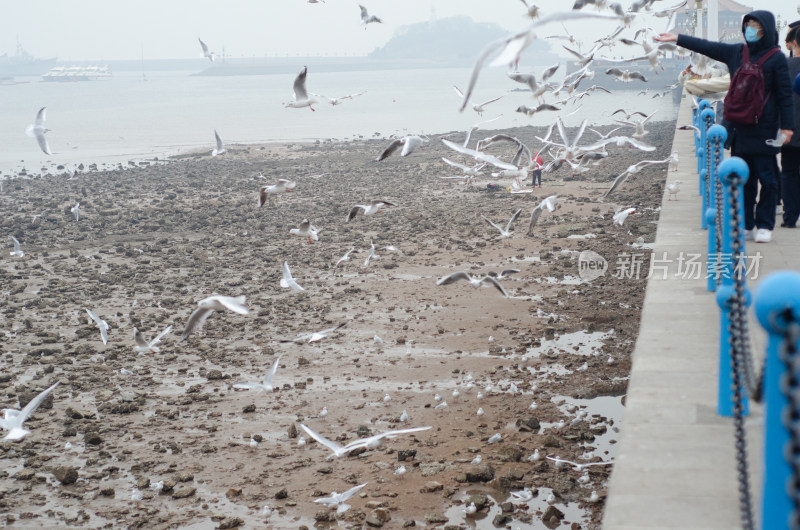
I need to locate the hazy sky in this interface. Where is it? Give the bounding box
[2,0,799,61]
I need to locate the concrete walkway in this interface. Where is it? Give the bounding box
[603,96,800,529]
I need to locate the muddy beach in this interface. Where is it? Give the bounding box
[0,119,677,529]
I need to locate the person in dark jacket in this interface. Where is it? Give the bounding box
[656,10,795,243]
[782,24,800,227]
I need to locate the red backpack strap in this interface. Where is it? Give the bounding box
[755,47,780,65]
[742,44,750,63]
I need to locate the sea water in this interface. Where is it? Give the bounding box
[0,65,679,175]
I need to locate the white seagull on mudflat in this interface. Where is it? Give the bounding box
[347,200,395,222]
[315,483,369,514]
[277,321,349,344]
[300,423,431,459]
[134,325,172,353]
[281,261,304,291]
[9,236,23,258]
[26,107,51,155]
[376,136,425,160]
[482,208,523,239]
[289,219,322,244]
[233,356,282,392]
[1,382,60,442]
[436,271,509,297]
[259,179,296,207]
[613,207,637,227]
[86,308,110,345]
[211,130,227,157]
[179,295,249,342]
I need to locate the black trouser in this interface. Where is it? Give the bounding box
[781,145,800,227]
[531,169,542,186]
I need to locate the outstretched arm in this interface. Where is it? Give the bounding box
[654,33,735,65]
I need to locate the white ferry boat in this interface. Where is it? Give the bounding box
[42,65,111,82]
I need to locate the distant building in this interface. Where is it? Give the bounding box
[674,0,753,43]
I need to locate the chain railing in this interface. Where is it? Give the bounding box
[689,116,800,529]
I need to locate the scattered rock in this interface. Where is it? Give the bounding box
[172,485,196,499]
[217,516,243,529]
[420,481,443,493]
[465,463,495,483]
[52,466,78,485]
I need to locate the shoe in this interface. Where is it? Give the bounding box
[744,229,754,241]
[755,228,772,243]
[781,222,797,228]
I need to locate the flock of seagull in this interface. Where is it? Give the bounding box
[6,0,691,521]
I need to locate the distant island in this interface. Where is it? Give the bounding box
[369,15,557,66]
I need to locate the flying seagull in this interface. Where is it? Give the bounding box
[198,38,215,61]
[300,423,431,459]
[211,130,227,157]
[376,136,425,160]
[179,295,249,342]
[26,107,51,155]
[315,483,369,514]
[347,200,395,222]
[284,66,319,110]
[134,325,172,353]
[233,356,282,392]
[280,261,304,291]
[436,272,509,297]
[1,382,60,442]
[277,321,349,344]
[359,4,382,26]
[86,308,110,345]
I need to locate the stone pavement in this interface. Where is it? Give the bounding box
[603,95,800,529]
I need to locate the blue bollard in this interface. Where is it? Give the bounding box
[716,157,751,418]
[706,207,717,292]
[696,100,711,178]
[754,271,800,530]
[707,125,727,289]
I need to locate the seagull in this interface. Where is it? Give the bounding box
[453,86,504,116]
[507,65,558,101]
[233,356,282,392]
[179,295,249,342]
[605,67,648,83]
[71,202,80,221]
[440,158,486,182]
[211,130,227,157]
[519,0,540,18]
[198,38,215,61]
[515,103,561,117]
[259,179,296,207]
[546,456,614,470]
[277,321,349,344]
[284,66,319,110]
[603,155,673,197]
[86,309,110,345]
[482,208,523,239]
[527,195,560,235]
[458,11,624,112]
[492,269,521,280]
[359,4,382,26]
[667,180,681,200]
[334,248,358,268]
[0,382,60,442]
[300,424,431,459]
[9,236,23,258]
[465,502,478,515]
[613,207,637,227]
[347,200,395,222]
[510,488,535,502]
[376,136,426,160]
[611,109,648,121]
[314,91,367,106]
[280,261,304,291]
[436,271,509,297]
[133,325,172,353]
[315,483,368,514]
[26,107,51,155]
[441,139,517,171]
[488,433,502,443]
[289,219,322,244]
[364,240,379,267]
[614,110,657,139]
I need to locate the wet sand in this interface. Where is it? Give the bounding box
[0,120,676,529]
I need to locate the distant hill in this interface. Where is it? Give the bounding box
[368,15,558,65]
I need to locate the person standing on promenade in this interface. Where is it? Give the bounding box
[655,10,795,244]
[781,22,800,228]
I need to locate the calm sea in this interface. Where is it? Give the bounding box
[0,66,679,176]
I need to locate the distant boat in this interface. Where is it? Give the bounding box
[0,40,57,78]
[42,65,112,82]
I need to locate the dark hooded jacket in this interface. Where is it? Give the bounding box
[677,10,794,155]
